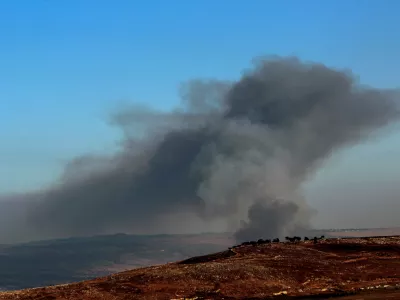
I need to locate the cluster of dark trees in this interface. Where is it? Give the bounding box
[231,235,326,249]
[287,235,325,243]
[285,236,302,242]
[238,238,277,247]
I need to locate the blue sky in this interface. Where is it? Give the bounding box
[0,0,399,227]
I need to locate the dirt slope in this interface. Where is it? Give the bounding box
[0,236,399,299]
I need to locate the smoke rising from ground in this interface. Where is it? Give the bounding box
[1,57,399,243]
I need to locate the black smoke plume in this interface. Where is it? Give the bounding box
[1,56,399,243]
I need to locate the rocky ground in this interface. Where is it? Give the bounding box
[0,236,399,299]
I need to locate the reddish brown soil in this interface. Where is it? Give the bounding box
[0,236,399,300]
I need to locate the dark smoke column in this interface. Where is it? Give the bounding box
[22,57,399,244]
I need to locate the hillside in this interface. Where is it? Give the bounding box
[0,236,399,299]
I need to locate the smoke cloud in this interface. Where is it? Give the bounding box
[1,56,399,243]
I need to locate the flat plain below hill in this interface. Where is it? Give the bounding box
[1,236,399,300]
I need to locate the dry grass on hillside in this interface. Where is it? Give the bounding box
[1,236,399,299]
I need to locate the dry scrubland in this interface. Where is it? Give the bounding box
[0,236,399,299]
